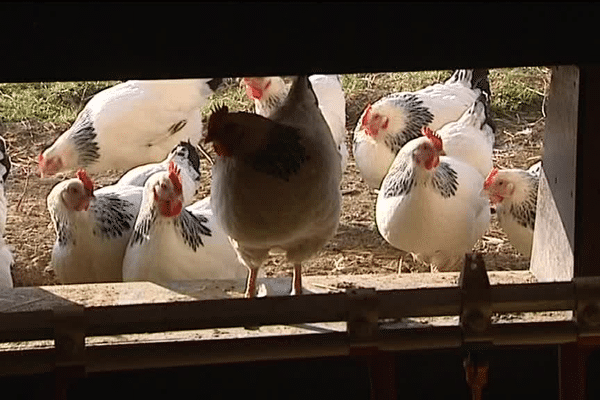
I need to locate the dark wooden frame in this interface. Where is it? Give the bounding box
[2,3,600,399]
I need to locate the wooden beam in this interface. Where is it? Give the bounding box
[0,279,585,343]
[1,4,600,81]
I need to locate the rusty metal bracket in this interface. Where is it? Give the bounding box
[346,288,379,355]
[459,253,492,400]
[574,276,600,338]
[53,304,86,377]
[460,253,492,343]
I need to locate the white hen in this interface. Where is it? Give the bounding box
[206,76,342,297]
[47,170,143,283]
[376,127,491,271]
[39,78,222,176]
[242,74,349,173]
[0,135,12,287]
[483,161,540,257]
[116,140,202,205]
[122,162,247,283]
[436,94,495,178]
[354,69,492,189]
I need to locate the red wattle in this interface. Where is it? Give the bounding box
[159,199,183,217]
[245,85,262,100]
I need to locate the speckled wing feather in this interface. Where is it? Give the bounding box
[129,207,157,246]
[382,156,415,198]
[431,162,459,198]
[509,173,538,230]
[70,108,101,167]
[53,215,74,247]
[91,195,136,239]
[174,209,212,252]
[384,93,434,153]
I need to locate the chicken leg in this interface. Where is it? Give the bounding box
[245,267,259,298]
[290,263,303,295]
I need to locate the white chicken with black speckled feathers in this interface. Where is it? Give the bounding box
[376,127,491,272]
[47,170,143,283]
[38,78,222,177]
[483,162,540,257]
[122,161,248,284]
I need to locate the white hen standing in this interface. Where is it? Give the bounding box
[483,162,540,257]
[376,127,491,271]
[47,170,143,283]
[0,136,12,287]
[205,76,342,297]
[39,78,222,177]
[116,140,202,205]
[242,75,349,173]
[354,69,492,189]
[122,162,247,283]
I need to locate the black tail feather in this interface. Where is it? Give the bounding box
[471,69,491,99]
[475,92,497,135]
[286,75,319,108]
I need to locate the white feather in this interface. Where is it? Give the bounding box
[437,97,494,178]
[0,237,13,288]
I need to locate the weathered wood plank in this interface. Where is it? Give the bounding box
[531,65,600,280]
[0,271,581,347]
[0,271,535,312]
[531,66,578,281]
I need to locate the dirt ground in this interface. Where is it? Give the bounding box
[1,76,547,287]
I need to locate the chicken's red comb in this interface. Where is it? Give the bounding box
[422,126,443,152]
[361,103,373,127]
[484,168,499,190]
[76,169,94,194]
[168,161,182,195]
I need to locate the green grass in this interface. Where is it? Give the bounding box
[0,68,549,126]
[0,81,118,124]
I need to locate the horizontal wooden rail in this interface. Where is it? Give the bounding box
[0,320,587,377]
[0,279,594,343]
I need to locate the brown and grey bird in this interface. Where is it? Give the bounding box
[205,75,342,297]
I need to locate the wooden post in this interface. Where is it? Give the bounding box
[530,65,578,282]
[533,65,600,399]
[573,65,600,278]
[531,65,600,281]
[559,343,587,400]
